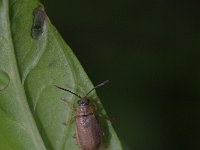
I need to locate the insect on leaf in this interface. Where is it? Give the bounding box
[0,0,122,149]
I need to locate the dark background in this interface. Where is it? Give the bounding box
[41,0,200,149]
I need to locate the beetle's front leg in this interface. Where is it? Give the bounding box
[61,98,76,111]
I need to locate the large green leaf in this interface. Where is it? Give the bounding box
[0,0,122,149]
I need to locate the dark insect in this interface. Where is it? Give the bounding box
[31,5,46,39]
[55,80,109,150]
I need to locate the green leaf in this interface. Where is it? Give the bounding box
[0,0,122,149]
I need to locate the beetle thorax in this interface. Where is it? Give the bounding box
[77,105,93,116]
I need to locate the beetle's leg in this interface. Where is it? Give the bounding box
[97,114,115,122]
[62,115,76,126]
[72,133,79,146]
[60,98,76,126]
[100,131,109,150]
[61,98,76,111]
[99,137,109,150]
[69,115,76,124]
[62,122,67,126]
[73,133,76,139]
[91,98,114,121]
[90,98,103,112]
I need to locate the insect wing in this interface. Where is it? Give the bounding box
[76,115,101,150]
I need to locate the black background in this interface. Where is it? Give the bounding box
[41,0,200,149]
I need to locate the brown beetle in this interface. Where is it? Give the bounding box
[56,80,109,150]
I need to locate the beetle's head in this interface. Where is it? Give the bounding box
[77,98,90,106]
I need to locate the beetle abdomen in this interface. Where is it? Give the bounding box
[76,115,101,150]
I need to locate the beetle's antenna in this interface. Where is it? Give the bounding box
[54,85,82,98]
[85,80,109,97]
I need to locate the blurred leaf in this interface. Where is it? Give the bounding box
[0,0,122,149]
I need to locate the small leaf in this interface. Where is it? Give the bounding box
[0,0,122,149]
